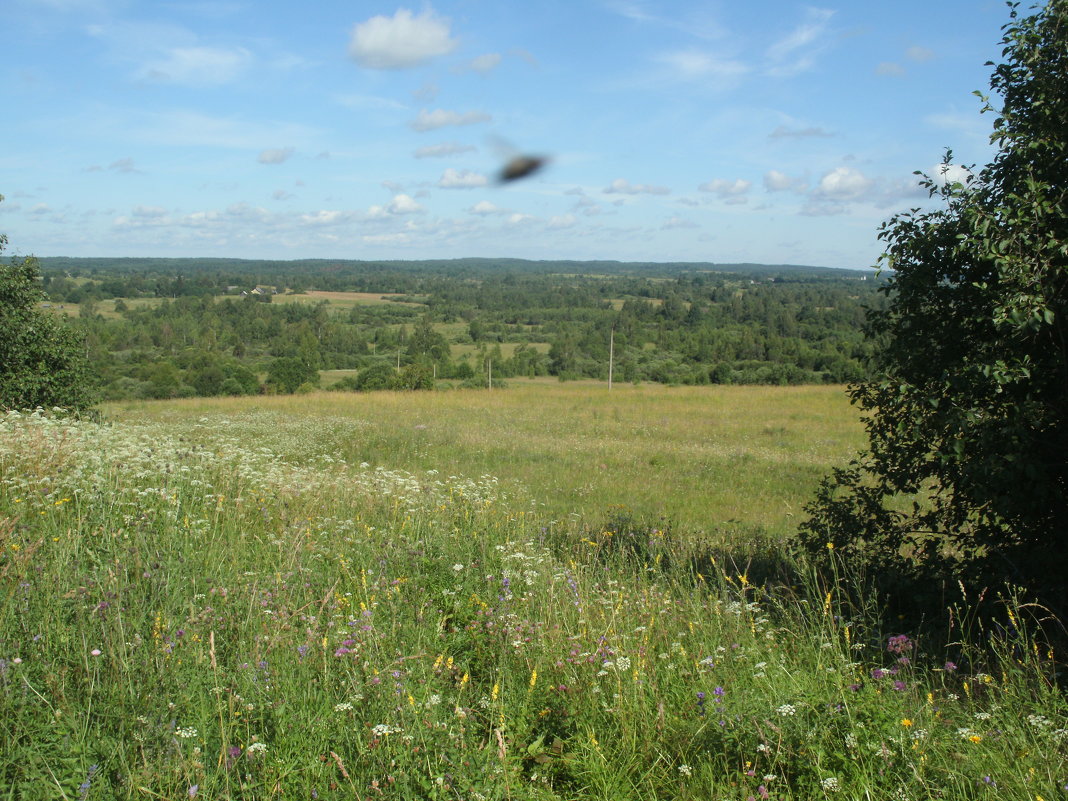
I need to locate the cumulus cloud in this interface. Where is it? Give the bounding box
[410,108,492,131]
[698,178,751,199]
[763,170,807,192]
[348,8,457,69]
[414,142,477,158]
[814,166,873,200]
[368,194,424,217]
[603,178,670,195]
[258,147,295,165]
[548,214,577,229]
[438,168,488,188]
[468,200,507,216]
[140,46,251,85]
[300,210,355,226]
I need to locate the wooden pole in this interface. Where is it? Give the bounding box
[608,327,614,391]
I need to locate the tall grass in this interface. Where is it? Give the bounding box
[105,382,866,541]
[0,405,1064,799]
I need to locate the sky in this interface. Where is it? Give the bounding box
[1,0,1013,269]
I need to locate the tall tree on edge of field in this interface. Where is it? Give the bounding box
[0,203,95,412]
[797,2,1068,612]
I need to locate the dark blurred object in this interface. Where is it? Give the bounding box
[499,155,547,182]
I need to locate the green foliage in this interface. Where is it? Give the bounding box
[0,218,95,411]
[265,356,319,394]
[799,2,1068,608]
[354,361,397,391]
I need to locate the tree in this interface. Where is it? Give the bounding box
[265,356,319,394]
[0,213,95,411]
[798,2,1068,610]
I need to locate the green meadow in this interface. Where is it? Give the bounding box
[1,383,1064,799]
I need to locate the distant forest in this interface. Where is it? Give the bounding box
[27,257,887,400]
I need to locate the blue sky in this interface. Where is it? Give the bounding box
[2,0,1009,268]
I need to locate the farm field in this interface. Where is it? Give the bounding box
[1,383,1064,799]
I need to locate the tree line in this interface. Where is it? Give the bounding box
[35,264,886,400]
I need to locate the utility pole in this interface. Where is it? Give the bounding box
[608,326,615,391]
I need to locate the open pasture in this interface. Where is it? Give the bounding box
[105,382,866,541]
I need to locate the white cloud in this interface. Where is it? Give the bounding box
[468,201,507,216]
[661,216,698,230]
[363,232,413,244]
[548,214,577,229]
[906,45,935,62]
[931,163,974,187]
[368,194,424,218]
[765,8,834,77]
[763,170,807,192]
[699,178,751,198]
[410,108,492,132]
[414,142,477,158]
[876,61,905,76]
[132,205,167,218]
[348,9,457,70]
[456,53,502,74]
[603,178,670,195]
[814,166,873,200]
[299,210,354,226]
[439,168,488,188]
[258,147,295,165]
[140,46,251,85]
[654,49,748,81]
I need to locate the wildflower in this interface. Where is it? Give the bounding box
[176,726,198,739]
[335,702,354,712]
[887,634,913,654]
[188,786,199,798]
[943,661,958,672]
[247,742,268,754]
[776,703,796,717]
[678,764,692,777]
[90,649,101,657]
[615,656,631,671]
[901,718,913,728]
[821,776,840,792]
[969,735,982,744]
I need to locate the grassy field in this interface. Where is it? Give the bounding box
[1,384,1064,799]
[104,382,866,541]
